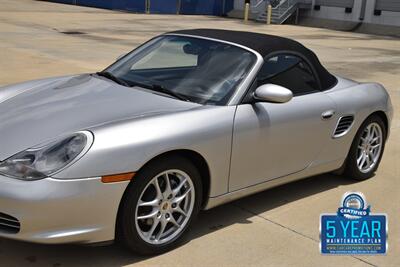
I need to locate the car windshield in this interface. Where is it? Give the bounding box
[104,35,257,105]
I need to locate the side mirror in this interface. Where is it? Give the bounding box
[116,53,127,61]
[253,84,293,103]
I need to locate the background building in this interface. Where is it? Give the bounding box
[48,0,235,16]
[231,0,400,35]
[46,0,400,36]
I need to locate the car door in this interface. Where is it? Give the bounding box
[229,53,337,191]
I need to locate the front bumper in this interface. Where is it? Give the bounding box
[0,175,129,244]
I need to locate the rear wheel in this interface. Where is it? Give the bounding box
[117,156,202,255]
[344,115,386,180]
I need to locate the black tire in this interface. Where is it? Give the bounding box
[117,156,202,255]
[344,115,387,180]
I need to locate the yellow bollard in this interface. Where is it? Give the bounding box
[267,4,272,25]
[244,3,249,23]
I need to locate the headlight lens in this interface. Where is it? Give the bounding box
[0,132,91,180]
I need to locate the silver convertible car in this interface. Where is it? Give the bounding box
[0,29,393,254]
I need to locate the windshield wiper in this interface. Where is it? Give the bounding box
[148,84,190,102]
[96,71,130,87]
[96,72,189,101]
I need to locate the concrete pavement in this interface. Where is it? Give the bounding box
[0,0,399,266]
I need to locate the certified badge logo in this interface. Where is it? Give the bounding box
[338,192,370,219]
[320,192,387,254]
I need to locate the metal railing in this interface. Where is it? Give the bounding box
[243,0,300,24]
[249,0,267,14]
[272,0,298,20]
[251,0,266,8]
[254,0,298,24]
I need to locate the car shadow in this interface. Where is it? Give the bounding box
[0,173,359,266]
[190,173,359,238]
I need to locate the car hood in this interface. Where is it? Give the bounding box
[0,74,200,160]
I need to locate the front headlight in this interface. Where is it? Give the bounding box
[0,131,93,180]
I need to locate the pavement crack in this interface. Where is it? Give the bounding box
[231,203,377,267]
[231,203,318,243]
[352,257,378,267]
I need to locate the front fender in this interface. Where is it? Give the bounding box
[53,106,236,197]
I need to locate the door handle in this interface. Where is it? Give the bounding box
[321,110,335,120]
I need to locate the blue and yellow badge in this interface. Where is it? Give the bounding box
[320,192,387,254]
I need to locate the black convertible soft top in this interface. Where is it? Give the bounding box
[170,29,337,90]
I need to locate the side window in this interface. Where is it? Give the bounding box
[257,54,319,96]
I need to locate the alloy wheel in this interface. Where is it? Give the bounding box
[356,122,383,173]
[135,169,195,245]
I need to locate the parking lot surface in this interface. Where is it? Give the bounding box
[0,0,399,266]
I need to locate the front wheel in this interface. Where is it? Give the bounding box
[344,115,387,180]
[117,156,202,255]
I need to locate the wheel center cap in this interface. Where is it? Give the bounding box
[161,202,169,211]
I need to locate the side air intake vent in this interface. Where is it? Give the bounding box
[333,115,354,137]
[0,212,20,234]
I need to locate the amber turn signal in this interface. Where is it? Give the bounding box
[101,172,135,183]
